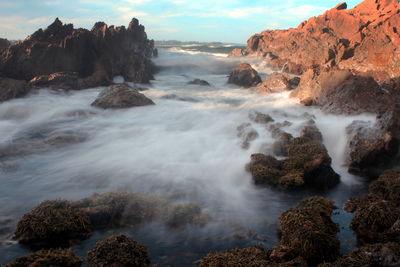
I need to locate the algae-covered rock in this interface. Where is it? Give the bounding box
[246,124,339,189]
[346,169,400,244]
[87,235,150,266]
[199,246,307,267]
[14,200,92,248]
[5,249,82,267]
[279,197,340,265]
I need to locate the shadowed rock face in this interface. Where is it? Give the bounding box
[0,38,10,52]
[243,0,400,81]
[0,17,156,90]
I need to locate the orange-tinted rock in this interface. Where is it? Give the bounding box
[258,73,291,94]
[245,0,400,81]
[228,63,261,87]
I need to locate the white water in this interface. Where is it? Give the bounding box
[0,46,375,265]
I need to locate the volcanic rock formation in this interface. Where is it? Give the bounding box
[0,17,156,100]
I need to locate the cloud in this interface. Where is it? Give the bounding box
[27,16,53,25]
[116,6,148,19]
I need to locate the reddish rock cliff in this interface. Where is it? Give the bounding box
[244,0,400,81]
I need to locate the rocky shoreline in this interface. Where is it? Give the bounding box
[1,0,400,266]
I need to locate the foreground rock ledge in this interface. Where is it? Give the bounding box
[5,249,82,267]
[91,84,155,109]
[87,235,150,266]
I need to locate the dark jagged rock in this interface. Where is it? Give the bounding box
[199,246,307,267]
[187,78,210,86]
[345,169,400,244]
[243,0,400,81]
[0,17,156,98]
[228,63,261,87]
[0,77,30,102]
[87,235,150,267]
[258,72,291,94]
[279,197,340,265]
[14,200,92,248]
[91,84,155,109]
[0,38,10,51]
[319,242,400,267]
[5,249,82,267]
[247,123,339,189]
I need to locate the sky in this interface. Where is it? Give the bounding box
[0,0,361,44]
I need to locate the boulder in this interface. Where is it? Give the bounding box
[14,200,92,248]
[228,63,261,87]
[0,77,30,102]
[244,0,400,81]
[248,111,274,124]
[187,78,210,86]
[229,48,246,57]
[258,72,291,93]
[87,235,150,266]
[91,84,155,109]
[5,249,82,267]
[0,17,156,98]
[279,197,340,265]
[246,124,340,189]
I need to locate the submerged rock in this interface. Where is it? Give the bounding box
[258,73,291,94]
[91,84,155,109]
[237,123,259,149]
[187,79,210,86]
[14,200,92,248]
[248,111,274,124]
[320,242,400,267]
[228,63,261,88]
[5,249,82,267]
[279,197,340,265]
[87,235,150,266]
[247,123,339,189]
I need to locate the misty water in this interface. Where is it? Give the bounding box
[0,44,374,266]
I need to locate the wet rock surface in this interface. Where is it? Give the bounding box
[87,235,150,267]
[346,110,400,177]
[91,84,155,109]
[236,123,259,149]
[228,63,261,88]
[5,249,82,267]
[247,123,339,189]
